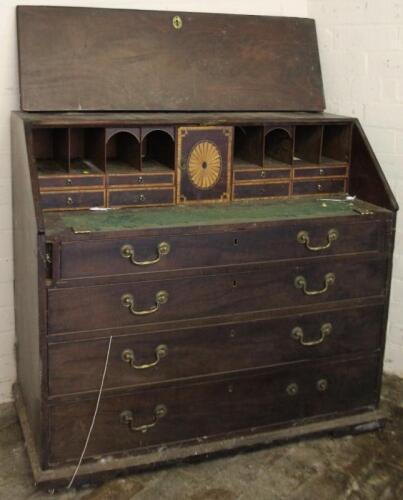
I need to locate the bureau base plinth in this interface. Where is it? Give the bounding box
[13,384,386,491]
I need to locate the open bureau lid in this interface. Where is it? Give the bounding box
[17,6,325,112]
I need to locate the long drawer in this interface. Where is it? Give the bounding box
[48,355,379,465]
[58,219,386,280]
[48,305,384,396]
[47,257,387,334]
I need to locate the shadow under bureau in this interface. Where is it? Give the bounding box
[12,6,397,489]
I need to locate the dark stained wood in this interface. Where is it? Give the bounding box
[264,127,293,165]
[321,124,352,163]
[48,355,379,464]
[292,179,346,196]
[294,125,323,163]
[11,115,47,464]
[71,128,106,172]
[16,111,353,127]
[13,383,387,490]
[108,188,174,208]
[233,126,265,167]
[177,126,232,203]
[294,166,347,178]
[233,182,289,200]
[38,173,104,190]
[234,167,290,182]
[40,190,105,211]
[107,172,174,187]
[48,305,384,396]
[47,256,388,334]
[17,7,325,112]
[57,218,386,281]
[11,6,398,484]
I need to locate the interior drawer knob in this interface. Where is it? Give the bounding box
[286,383,299,396]
[291,323,332,346]
[120,241,170,266]
[121,344,168,369]
[316,379,328,392]
[120,404,167,434]
[121,290,168,316]
[294,273,335,296]
[297,228,339,251]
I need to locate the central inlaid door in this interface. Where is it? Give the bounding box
[176,126,233,203]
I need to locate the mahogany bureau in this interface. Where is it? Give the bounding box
[12,6,397,489]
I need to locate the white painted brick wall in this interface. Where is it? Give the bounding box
[0,0,307,403]
[308,0,403,376]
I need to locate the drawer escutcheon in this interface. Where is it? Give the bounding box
[294,273,335,296]
[121,345,168,370]
[120,404,167,434]
[120,241,170,266]
[297,228,339,252]
[121,290,169,316]
[291,323,332,346]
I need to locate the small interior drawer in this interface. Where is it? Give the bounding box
[292,179,346,196]
[234,168,290,182]
[39,174,105,190]
[107,172,174,187]
[41,190,105,210]
[233,182,289,199]
[293,166,347,179]
[108,188,175,207]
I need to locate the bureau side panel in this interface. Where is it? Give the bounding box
[11,114,46,461]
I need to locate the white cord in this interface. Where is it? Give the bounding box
[67,335,113,489]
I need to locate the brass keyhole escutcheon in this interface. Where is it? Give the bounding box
[172,15,183,29]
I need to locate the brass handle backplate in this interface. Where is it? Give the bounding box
[121,345,168,370]
[297,229,338,252]
[121,290,168,316]
[120,404,167,434]
[294,273,335,296]
[291,323,332,346]
[120,241,170,266]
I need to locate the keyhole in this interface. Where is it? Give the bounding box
[233,238,239,246]
[202,161,208,169]
[232,280,237,287]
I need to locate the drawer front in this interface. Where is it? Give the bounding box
[48,305,384,396]
[108,188,174,207]
[48,258,387,334]
[293,179,346,195]
[59,220,386,280]
[48,356,379,464]
[108,173,174,187]
[233,182,289,199]
[39,175,104,190]
[293,167,347,179]
[234,169,291,182]
[41,190,105,210]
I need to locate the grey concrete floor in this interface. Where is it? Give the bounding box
[0,374,402,500]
